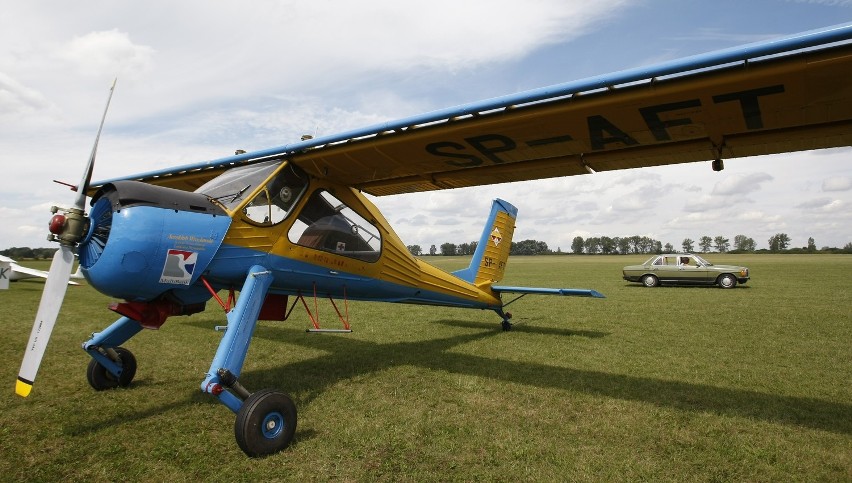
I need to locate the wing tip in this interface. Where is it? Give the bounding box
[15,378,33,398]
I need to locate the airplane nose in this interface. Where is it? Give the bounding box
[78,181,231,301]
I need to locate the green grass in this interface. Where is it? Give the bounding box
[1,255,850,481]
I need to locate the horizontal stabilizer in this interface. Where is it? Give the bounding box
[491,285,605,298]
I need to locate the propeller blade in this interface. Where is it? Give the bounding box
[16,79,117,397]
[16,245,75,397]
[73,78,117,210]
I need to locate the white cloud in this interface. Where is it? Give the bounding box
[0,72,49,116]
[823,176,851,192]
[711,172,774,195]
[57,29,155,79]
[2,1,852,252]
[797,198,845,212]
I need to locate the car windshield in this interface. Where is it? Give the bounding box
[693,254,712,266]
[195,160,282,210]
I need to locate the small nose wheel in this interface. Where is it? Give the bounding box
[86,346,137,390]
[234,389,297,457]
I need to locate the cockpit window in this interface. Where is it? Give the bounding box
[195,160,281,210]
[288,190,382,262]
[195,160,308,225]
[241,164,309,225]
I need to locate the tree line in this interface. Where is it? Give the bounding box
[1,247,61,259]
[5,234,851,263]
[407,233,852,256]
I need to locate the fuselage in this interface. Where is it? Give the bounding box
[78,160,501,313]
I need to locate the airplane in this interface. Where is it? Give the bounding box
[0,255,82,285]
[15,23,852,457]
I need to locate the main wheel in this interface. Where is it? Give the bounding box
[86,347,137,390]
[235,389,297,457]
[641,274,659,288]
[718,274,737,289]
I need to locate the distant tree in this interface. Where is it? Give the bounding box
[807,237,816,252]
[600,236,616,254]
[664,243,674,253]
[654,240,663,254]
[406,245,422,256]
[629,235,642,254]
[4,247,35,259]
[457,242,473,256]
[699,236,713,253]
[440,243,456,256]
[638,236,656,254]
[584,237,600,254]
[713,235,730,253]
[429,244,437,256]
[733,235,756,252]
[616,237,631,255]
[571,236,585,254]
[512,239,549,255]
[682,238,695,253]
[768,233,791,252]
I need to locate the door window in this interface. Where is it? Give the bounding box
[288,190,382,262]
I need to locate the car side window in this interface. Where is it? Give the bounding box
[288,190,382,262]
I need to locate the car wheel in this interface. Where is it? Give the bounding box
[718,274,737,289]
[641,274,659,288]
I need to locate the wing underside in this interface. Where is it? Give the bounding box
[294,43,852,196]
[89,24,852,195]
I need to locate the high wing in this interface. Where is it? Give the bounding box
[90,23,852,195]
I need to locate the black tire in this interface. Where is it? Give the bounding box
[86,347,137,390]
[641,274,659,288]
[718,274,737,289]
[235,389,297,457]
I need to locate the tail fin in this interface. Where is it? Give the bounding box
[453,199,517,288]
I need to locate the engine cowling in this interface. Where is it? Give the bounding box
[78,181,232,302]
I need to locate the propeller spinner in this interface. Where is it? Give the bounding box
[16,79,117,397]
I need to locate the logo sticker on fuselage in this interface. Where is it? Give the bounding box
[159,249,198,285]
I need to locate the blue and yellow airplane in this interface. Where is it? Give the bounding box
[16,23,852,457]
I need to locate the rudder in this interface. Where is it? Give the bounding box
[453,199,517,288]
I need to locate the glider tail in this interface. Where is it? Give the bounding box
[453,199,517,288]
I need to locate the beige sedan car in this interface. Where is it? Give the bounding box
[623,254,749,289]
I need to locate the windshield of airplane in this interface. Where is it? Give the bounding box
[195,160,282,210]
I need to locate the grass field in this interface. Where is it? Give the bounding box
[1,255,850,481]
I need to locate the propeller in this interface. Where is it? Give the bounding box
[16,79,117,397]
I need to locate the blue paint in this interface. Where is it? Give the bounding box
[79,200,231,301]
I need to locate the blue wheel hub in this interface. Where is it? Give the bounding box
[262,411,285,439]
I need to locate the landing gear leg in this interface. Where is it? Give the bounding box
[200,265,298,457]
[495,309,513,331]
[82,316,144,389]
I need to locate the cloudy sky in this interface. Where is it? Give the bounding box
[2,0,851,252]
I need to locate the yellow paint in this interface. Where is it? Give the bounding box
[475,210,515,288]
[216,165,502,307]
[15,379,32,397]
